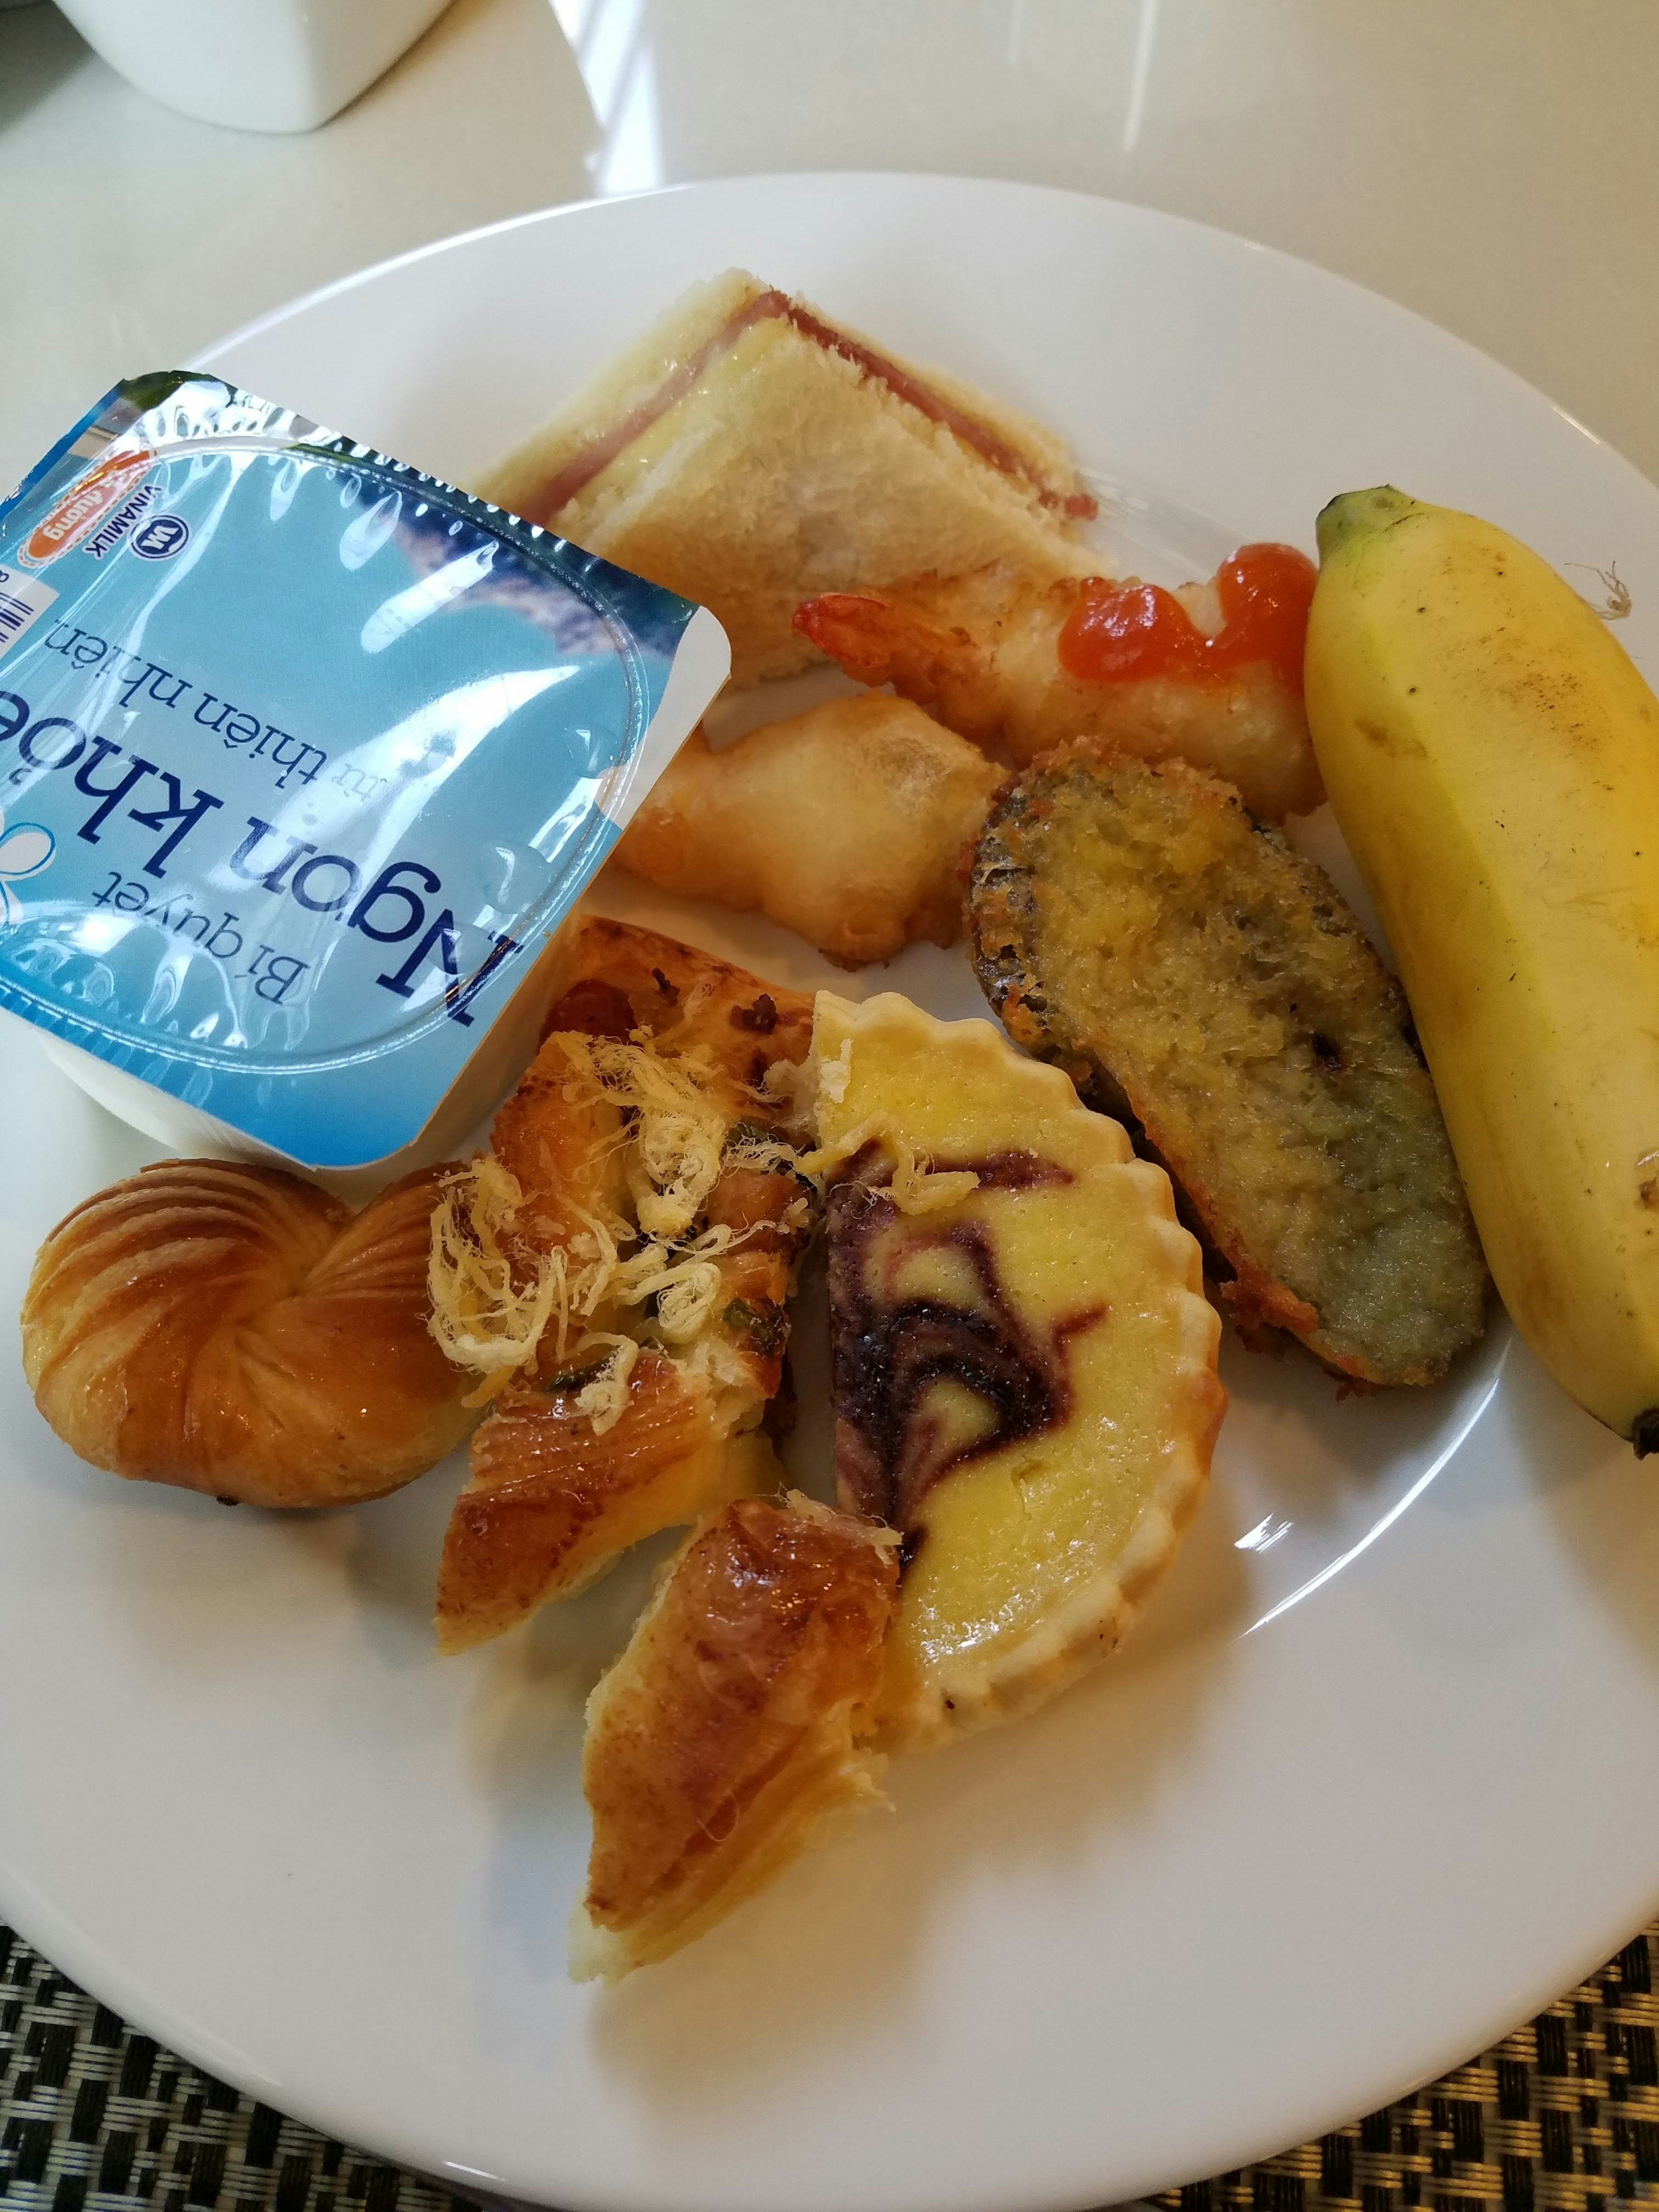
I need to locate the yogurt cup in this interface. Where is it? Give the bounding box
[0,372,729,1195]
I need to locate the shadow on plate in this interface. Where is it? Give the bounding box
[0,4,91,133]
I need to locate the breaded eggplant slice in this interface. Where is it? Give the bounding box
[968,745,1488,1385]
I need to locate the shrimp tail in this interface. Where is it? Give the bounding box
[794,590,1001,740]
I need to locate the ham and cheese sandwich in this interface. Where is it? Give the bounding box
[477,269,1097,686]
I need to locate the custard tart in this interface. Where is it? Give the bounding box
[814,990,1224,1751]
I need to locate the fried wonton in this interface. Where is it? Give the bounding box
[613,693,1005,967]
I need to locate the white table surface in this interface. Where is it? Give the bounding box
[3,0,1657,501]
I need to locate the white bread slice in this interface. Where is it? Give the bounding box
[476,270,1096,686]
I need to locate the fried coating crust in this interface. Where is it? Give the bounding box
[613,694,1006,967]
[795,561,1324,821]
[570,1494,898,1982]
[968,746,1488,1385]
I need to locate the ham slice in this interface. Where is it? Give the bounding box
[532,288,1097,524]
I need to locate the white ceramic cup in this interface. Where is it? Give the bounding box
[49,0,456,132]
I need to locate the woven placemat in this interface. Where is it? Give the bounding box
[1,1920,1654,2212]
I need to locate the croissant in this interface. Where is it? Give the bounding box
[570,1494,899,1983]
[22,1159,477,1507]
[435,1353,780,1653]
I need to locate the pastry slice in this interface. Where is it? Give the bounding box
[429,920,817,1652]
[815,991,1225,1751]
[570,1494,899,1983]
[434,1359,779,1651]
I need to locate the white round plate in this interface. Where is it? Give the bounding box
[4,174,1659,2212]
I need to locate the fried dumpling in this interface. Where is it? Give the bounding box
[613,694,1004,968]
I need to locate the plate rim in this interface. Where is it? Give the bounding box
[199,168,1659,511]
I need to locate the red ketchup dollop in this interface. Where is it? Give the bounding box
[1056,542,1317,696]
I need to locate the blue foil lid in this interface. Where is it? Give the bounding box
[0,373,728,1166]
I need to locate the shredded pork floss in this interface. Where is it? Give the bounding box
[429,1026,810,1431]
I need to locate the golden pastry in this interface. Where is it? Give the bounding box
[22,1160,475,1507]
[570,1493,898,1982]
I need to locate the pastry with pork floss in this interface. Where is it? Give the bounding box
[814,990,1225,1751]
[570,1494,898,1982]
[427,919,817,1650]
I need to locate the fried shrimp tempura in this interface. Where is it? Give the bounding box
[795,555,1324,821]
[613,693,1006,967]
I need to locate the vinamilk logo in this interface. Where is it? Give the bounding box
[18,448,155,567]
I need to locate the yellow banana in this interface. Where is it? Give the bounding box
[1304,486,1659,1449]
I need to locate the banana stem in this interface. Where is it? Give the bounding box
[1316,486,1419,562]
